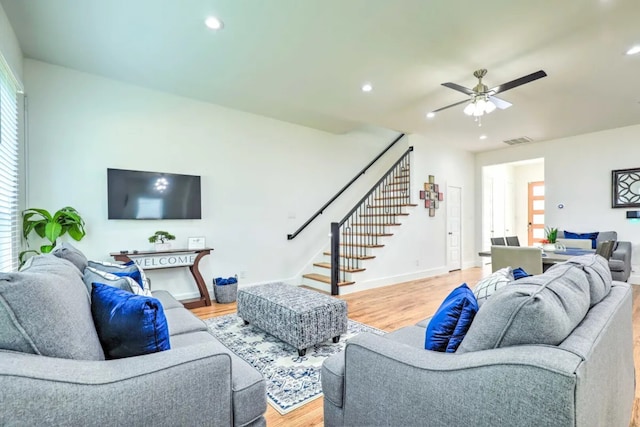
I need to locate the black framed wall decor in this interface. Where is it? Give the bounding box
[612,167,640,208]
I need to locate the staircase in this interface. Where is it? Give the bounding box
[302,147,415,294]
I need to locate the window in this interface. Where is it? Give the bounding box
[0,54,21,272]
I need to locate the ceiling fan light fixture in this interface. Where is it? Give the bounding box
[463,103,475,116]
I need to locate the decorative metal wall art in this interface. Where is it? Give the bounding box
[612,168,640,208]
[419,175,444,217]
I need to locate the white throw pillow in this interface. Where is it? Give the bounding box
[473,267,514,307]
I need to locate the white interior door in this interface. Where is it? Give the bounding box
[447,185,462,271]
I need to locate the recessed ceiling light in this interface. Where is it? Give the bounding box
[479,135,488,140]
[205,16,224,30]
[361,83,373,92]
[626,45,640,55]
[426,112,435,119]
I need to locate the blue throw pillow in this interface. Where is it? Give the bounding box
[564,231,599,249]
[513,267,531,280]
[425,283,478,353]
[91,283,170,359]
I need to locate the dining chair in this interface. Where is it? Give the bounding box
[596,240,616,260]
[505,236,520,246]
[490,237,506,246]
[491,246,543,275]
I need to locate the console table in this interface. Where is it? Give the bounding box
[110,248,213,309]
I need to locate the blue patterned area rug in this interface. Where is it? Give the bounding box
[204,314,384,415]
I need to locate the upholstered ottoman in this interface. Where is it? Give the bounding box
[237,282,348,356]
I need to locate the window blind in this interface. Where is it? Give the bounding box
[0,55,21,272]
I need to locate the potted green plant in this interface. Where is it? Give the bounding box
[148,231,175,251]
[20,206,86,264]
[543,226,558,251]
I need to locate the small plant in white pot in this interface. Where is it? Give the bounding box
[148,231,175,251]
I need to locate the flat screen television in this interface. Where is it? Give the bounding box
[107,168,202,220]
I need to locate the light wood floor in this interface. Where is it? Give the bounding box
[191,267,640,427]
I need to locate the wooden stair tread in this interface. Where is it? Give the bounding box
[368,204,414,208]
[385,181,410,186]
[343,232,393,237]
[359,213,409,217]
[302,273,355,286]
[349,223,402,227]
[313,262,365,273]
[340,242,384,248]
[323,251,376,260]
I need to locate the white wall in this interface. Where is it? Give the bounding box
[23,59,424,298]
[0,2,22,84]
[476,127,640,283]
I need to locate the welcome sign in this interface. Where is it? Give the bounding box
[130,253,197,270]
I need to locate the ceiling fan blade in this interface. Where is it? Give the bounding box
[490,70,547,95]
[488,96,512,110]
[431,99,469,113]
[441,82,475,96]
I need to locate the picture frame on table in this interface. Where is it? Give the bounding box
[188,236,206,250]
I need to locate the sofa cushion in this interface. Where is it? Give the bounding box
[164,307,209,336]
[88,260,151,296]
[171,331,267,425]
[564,231,599,249]
[609,259,625,272]
[83,266,137,295]
[151,290,184,310]
[0,254,105,360]
[91,283,171,359]
[457,263,590,353]
[554,254,612,306]
[473,267,513,307]
[51,242,88,272]
[425,283,478,352]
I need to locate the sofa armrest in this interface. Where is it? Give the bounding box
[1,341,233,426]
[612,241,631,262]
[339,332,583,426]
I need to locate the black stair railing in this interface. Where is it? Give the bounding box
[330,146,413,295]
[287,133,405,240]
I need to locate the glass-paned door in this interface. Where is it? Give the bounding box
[528,181,545,245]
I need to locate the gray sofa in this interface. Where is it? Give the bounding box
[322,255,635,426]
[0,252,266,426]
[558,230,632,282]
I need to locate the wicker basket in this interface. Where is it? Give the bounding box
[213,278,238,304]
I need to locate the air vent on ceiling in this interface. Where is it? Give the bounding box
[503,136,533,145]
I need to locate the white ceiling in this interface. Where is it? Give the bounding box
[2,0,639,152]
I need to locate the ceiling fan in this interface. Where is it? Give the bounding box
[429,69,547,121]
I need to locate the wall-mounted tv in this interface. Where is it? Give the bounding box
[107,168,202,220]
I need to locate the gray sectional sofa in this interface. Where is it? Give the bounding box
[558,230,632,282]
[322,254,635,426]
[0,252,266,426]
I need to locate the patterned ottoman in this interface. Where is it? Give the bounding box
[237,282,348,356]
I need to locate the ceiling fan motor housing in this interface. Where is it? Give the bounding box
[472,69,489,93]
